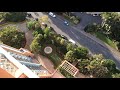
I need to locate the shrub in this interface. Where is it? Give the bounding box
[84,23,100,33]
[59,67,74,78]
[3,12,27,22]
[27,20,37,30]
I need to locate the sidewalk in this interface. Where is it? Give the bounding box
[37,54,65,78]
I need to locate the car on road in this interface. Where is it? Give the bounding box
[64,21,69,26]
[86,12,101,16]
[49,12,56,18]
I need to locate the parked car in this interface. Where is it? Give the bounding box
[61,35,68,40]
[27,13,32,17]
[49,12,56,18]
[64,21,69,26]
[93,14,100,16]
[69,39,76,44]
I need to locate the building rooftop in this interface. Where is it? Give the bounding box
[0,43,51,78]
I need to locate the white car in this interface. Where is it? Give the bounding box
[49,12,56,18]
[92,14,100,16]
[69,39,76,44]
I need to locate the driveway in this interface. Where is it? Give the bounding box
[73,12,102,30]
[53,12,102,30]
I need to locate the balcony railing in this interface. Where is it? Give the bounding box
[0,58,18,77]
[8,52,32,63]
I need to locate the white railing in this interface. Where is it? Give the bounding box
[0,58,18,76]
[0,46,39,78]
[0,44,22,54]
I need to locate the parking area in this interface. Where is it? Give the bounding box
[73,12,102,30]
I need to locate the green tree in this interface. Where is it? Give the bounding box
[58,46,67,55]
[35,22,41,29]
[30,39,41,53]
[43,34,48,39]
[30,34,42,53]
[35,34,43,43]
[55,36,62,44]
[84,23,101,33]
[90,65,109,78]
[74,46,89,59]
[102,59,116,73]
[60,38,66,46]
[77,59,91,75]
[3,12,27,22]
[0,26,26,48]
[32,27,43,37]
[64,50,76,63]
[92,54,104,60]
[87,59,110,78]
[101,12,120,41]
[112,73,120,78]
[43,27,51,36]
[66,43,75,51]
[27,20,37,30]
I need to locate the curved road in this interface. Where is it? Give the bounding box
[29,12,120,69]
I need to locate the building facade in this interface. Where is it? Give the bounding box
[0,44,53,78]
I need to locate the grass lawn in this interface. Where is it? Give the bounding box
[94,32,118,50]
[49,54,62,68]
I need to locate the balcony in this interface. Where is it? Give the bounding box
[8,52,32,63]
[0,46,39,78]
[0,58,18,77]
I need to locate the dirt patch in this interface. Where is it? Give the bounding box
[24,30,33,50]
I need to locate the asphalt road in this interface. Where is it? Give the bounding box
[29,12,120,68]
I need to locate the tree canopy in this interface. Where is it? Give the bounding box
[74,46,89,59]
[64,50,77,63]
[30,34,42,53]
[3,12,27,22]
[101,12,120,41]
[0,26,26,48]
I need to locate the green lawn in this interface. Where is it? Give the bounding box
[49,54,62,68]
[94,32,118,49]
